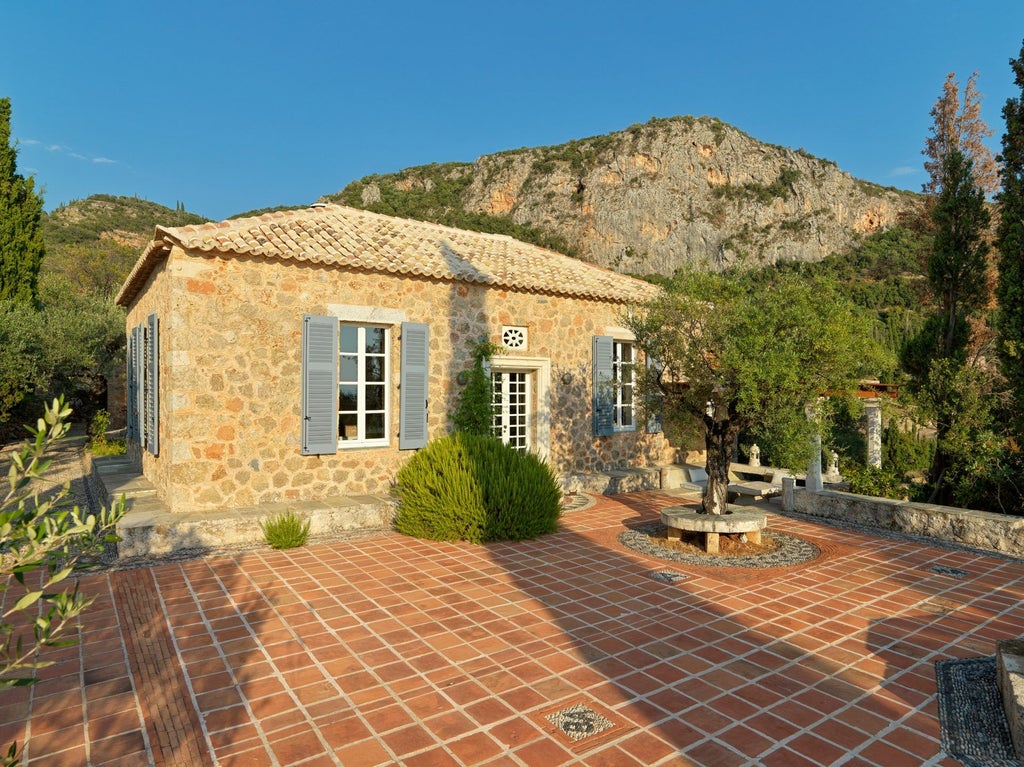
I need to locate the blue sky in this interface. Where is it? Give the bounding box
[5,1,1024,222]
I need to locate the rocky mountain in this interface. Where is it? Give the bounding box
[325,116,923,276]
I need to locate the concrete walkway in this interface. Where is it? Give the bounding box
[2,492,1022,766]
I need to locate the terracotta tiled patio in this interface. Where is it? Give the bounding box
[2,492,1022,766]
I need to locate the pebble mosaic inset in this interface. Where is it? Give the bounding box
[619,522,820,568]
[545,703,615,742]
[930,564,969,579]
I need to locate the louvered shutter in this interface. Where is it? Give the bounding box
[146,313,160,455]
[126,329,136,443]
[301,315,339,455]
[593,336,614,437]
[134,324,145,445]
[399,322,429,450]
[645,355,664,434]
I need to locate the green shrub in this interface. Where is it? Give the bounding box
[845,464,906,500]
[86,409,126,456]
[451,341,501,436]
[260,510,311,549]
[882,424,934,478]
[393,433,561,543]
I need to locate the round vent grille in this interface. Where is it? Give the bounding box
[502,326,527,350]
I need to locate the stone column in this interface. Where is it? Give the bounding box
[806,434,823,492]
[865,398,882,469]
[782,476,796,512]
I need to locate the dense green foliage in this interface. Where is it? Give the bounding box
[910,143,991,504]
[927,148,990,360]
[0,194,205,430]
[628,270,888,514]
[0,273,126,431]
[998,41,1024,433]
[0,99,45,305]
[1,400,124,763]
[450,341,501,436]
[393,433,561,543]
[844,464,907,500]
[42,195,207,298]
[259,510,311,549]
[87,409,126,456]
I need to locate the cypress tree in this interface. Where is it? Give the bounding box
[929,148,990,360]
[997,41,1024,428]
[0,98,45,304]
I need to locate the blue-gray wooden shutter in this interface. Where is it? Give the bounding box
[593,335,614,437]
[146,313,159,455]
[126,329,136,443]
[301,315,339,455]
[645,354,664,434]
[399,322,429,450]
[133,324,145,445]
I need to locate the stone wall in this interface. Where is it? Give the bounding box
[125,246,672,513]
[791,488,1024,557]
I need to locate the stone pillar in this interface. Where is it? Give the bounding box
[748,443,761,467]
[782,476,795,512]
[865,398,882,469]
[806,434,823,492]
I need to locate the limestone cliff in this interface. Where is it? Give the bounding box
[327,116,922,275]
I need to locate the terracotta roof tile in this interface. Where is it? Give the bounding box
[115,204,660,307]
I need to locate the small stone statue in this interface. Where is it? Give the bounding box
[748,443,761,467]
[823,450,843,483]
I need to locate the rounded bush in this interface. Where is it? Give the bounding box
[393,433,561,543]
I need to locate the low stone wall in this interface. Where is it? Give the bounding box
[791,488,1024,558]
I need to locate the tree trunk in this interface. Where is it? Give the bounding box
[702,417,740,515]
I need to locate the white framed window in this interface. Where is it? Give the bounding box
[612,340,635,431]
[338,324,389,446]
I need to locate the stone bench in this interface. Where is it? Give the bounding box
[661,506,767,554]
[728,481,782,504]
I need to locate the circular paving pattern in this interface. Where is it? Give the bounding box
[618,521,821,568]
[561,492,595,513]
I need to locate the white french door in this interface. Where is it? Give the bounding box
[491,371,530,451]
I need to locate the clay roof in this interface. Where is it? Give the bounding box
[115,204,661,307]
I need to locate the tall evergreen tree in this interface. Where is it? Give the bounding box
[0,98,45,304]
[929,148,991,359]
[917,82,994,505]
[997,40,1024,429]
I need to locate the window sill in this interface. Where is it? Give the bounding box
[338,440,390,450]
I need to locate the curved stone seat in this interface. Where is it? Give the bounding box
[661,506,767,554]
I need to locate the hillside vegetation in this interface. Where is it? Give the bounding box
[41,195,208,297]
[325,115,922,275]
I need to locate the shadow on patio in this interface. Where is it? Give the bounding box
[3,491,1023,766]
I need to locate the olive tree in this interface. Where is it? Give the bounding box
[1,399,124,763]
[626,270,887,515]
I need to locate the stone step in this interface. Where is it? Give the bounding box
[115,493,395,560]
[88,454,394,560]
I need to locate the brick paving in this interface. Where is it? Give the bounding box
[2,491,1023,766]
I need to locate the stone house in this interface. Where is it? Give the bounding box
[114,204,674,515]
